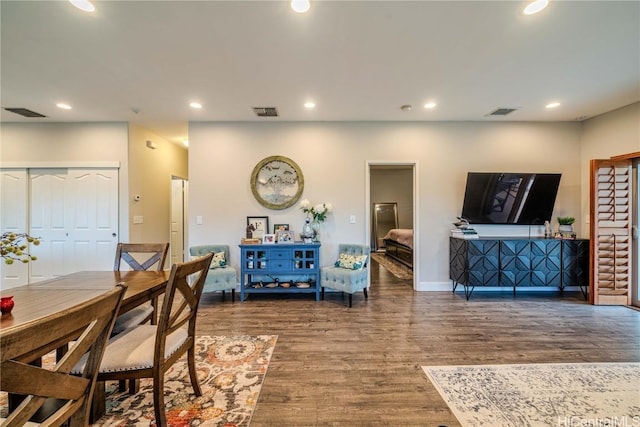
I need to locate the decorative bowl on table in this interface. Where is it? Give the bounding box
[1,295,14,314]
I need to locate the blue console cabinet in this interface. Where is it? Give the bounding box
[239,243,321,302]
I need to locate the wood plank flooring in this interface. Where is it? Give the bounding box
[195,259,640,427]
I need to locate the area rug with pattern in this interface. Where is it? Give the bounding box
[0,335,277,427]
[370,252,413,280]
[422,362,640,427]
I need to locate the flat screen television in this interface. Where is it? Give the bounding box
[460,172,561,225]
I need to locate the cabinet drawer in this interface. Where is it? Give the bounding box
[270,260,292,272]
[270,250,291,260]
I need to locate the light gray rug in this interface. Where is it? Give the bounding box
[422,362,640,427]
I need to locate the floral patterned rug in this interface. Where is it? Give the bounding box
[0,335,277,427]
[422,362,640,427]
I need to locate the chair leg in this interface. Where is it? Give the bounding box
[221,290,225,301]
[363,288,368,299]
[90,381,106,423]
[321,287,325,300]
[153,373,167,427]
[187,343,202,396]
[118,378,139,394]
[349,294,352,308]
[231,289,236,302]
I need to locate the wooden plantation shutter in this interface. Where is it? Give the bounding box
[590,159,633,305]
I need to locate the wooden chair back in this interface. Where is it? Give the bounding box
[114,243,170,271]
[0,284,126,427]
[94,253,213,426]
[156,252,213,364]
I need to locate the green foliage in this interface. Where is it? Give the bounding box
[557,216,575,225]
[1,232,40,264]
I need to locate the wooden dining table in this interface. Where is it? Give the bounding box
[0,270,171,422]
[0,270,170,336]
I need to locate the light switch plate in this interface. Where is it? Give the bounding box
[196,216,203,225]
[349,215,356,224]
[133,215,143,224]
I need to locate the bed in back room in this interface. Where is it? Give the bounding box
[383,229,413,269]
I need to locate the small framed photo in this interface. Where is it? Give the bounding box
[262,234,276,244]
[274,223,289,234]
[247,216,269,239]
[277,230,295,244]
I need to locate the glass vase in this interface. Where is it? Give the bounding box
[312,220,321,242]
[301,217,314,243]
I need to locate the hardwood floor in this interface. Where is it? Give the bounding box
[195,259,640,426]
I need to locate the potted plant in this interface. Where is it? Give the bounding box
[557,216,575,233]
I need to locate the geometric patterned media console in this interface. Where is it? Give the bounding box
[449,236,589,300]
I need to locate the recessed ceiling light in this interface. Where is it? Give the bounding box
[291,0,310,13]
[304,101,316,109]
[182,139,189,147]
[56,103,72,110]
[546,102,561,109]
[189,102,203,109]
[424,102,437,109]
[69,0,95,12]
[524,0,549,15]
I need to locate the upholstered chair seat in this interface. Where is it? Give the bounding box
[190,245,237,301]
[76,325,188,373]
[111,304,155,335]
[320,243,370,307]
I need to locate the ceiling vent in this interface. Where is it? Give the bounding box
[252,107,279,117]
[486,107,517,116]
[4,107,47,118]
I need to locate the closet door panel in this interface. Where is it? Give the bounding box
[0,169,29,289]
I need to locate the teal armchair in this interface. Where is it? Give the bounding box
[189,244,237,301]
[320,243,370,307]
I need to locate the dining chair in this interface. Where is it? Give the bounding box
[320,243,370,307]
[0,284,126,427]
[112,242,170,334]
[78,253,213,427]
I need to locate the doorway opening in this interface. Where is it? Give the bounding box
[367,162,417,290]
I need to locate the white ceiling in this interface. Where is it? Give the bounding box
[1,0,638,144]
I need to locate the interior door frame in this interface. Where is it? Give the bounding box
[170,176,188,264]
[366,161,418,290]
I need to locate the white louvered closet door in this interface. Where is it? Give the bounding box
[590,159,632,305]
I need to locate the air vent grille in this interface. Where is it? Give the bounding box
[252,107,278,117]
[4,108,47,118]
[486,108,517,116]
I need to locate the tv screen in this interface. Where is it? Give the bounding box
[460,172,561,225]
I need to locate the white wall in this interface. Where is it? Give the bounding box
[0,122,131,239]
[188,121,584,290]
[579,102,640,237]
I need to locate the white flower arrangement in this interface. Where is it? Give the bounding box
[299,199,333,222]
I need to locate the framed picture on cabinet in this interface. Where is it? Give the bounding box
[274,223,289,234]
[276,230,295,244]
[247,216,269,239]
[262,234,276,244]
